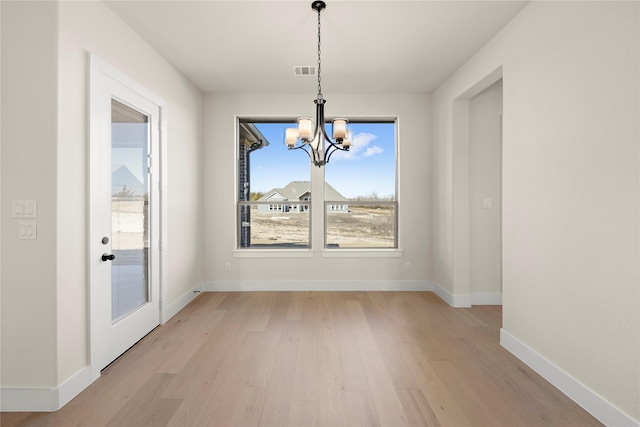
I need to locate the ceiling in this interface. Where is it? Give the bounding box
[104,0,529,94]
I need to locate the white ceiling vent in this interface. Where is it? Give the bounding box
[293,66,316,76]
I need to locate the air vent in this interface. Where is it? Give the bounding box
[293,66,317,76]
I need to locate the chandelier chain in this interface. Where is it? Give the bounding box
[317,6,322,97]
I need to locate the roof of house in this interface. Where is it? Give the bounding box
[259,181,348,202]
[112,164,144,194]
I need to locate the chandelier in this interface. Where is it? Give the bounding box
[285,1,352,167]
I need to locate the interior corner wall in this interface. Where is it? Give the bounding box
[202,93,431,286]
[1,0,59,389]
[432,1,639,422]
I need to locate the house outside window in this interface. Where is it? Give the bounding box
[237,120,397,250]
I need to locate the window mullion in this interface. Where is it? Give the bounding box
[310,160,325,251]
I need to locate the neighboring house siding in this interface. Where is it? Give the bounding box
[257,181,348,213]
[239,143,251,247]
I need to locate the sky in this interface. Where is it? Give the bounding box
[112,122,148,183]
[251,122,396,199]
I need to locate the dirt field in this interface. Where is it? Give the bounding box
[113,200,396,249]
[112,199,147,250]
[248,206,395,248]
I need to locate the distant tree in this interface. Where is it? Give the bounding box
[115,185,135,198]
[251,191,265,201]
[352,192,395,202]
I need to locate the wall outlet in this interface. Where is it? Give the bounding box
[224,262,231,272]
[405,262,411,271]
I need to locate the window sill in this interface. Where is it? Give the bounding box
[322,249,403,258]
[233,248,403,259]
[233,249,314,258]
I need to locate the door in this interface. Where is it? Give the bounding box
[89,56,163,377]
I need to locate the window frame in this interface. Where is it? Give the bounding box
[235,116,401,257]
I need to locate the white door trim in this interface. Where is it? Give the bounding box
[88,54,167,381]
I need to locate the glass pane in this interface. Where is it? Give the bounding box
[326,203,396,248]
[238,121,310,248]
[111,99,149,322]
[239,203,310,248]
[325,122,397,248]
[325,122,396,201]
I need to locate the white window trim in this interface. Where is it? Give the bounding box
[235,117,400,256]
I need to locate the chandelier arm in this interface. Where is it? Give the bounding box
[289,144,313,161]
[324,145,341,164]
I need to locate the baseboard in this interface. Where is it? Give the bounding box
[500,329,639,427]
[470,292,502,305]
[161,281,204,324]
[1,282,203,412]
[0,367,93,412]
[431,281,471,307]
[430,283,502,307]
[202,280,433,292]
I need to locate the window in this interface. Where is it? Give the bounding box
[324,122,397,249]
[237,119,397,250]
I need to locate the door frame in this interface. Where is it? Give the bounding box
[452,65,503,307]
[88,54,167,381]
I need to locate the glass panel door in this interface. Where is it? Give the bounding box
[111,99,150,322]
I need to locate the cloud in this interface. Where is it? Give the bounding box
[364,146,384,157]
[333,132,383,160]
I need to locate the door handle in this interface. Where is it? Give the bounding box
[102,253,116,262]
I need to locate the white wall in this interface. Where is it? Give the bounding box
[1,0,203,396]
[1,1,59,388]
[433,1,639,422]
[203,93,431,287]
[469,80,502,297]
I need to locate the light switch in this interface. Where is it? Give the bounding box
[12,200,37,218]
[19,221,37,240]
[13,201,23,217]
[24,201,36,218]
[481,198,493,209]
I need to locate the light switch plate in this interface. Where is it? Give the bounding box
[12,200,37,218]
[481,198,493,209]
[19,221,37,240]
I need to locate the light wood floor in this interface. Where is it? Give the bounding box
[2,291,602,427]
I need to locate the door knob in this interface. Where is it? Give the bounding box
[102,253,116,262]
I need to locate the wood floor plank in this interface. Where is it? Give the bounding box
[198,332,265,426]
[226,386,267,427]
[288,400,319,427]
[106,373,180,427]
[330,293,369,392]
[244,292,290,388]
[344,390,381,427]
[244,292,276,332]
[346,299,409,427]
[317,293,349,427]
[286,291,305,321]
[358,292,421,389]
[257,320,300,427]
[1,292,604,427]
[399,342,474,426]
[431,359,510,426]
[158,306,228,374]
[396,388,442,427]
[291,292,320,401]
